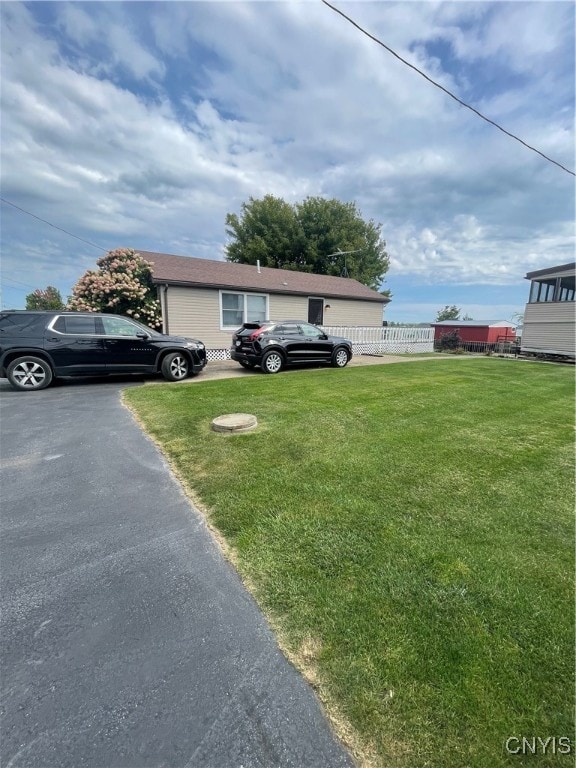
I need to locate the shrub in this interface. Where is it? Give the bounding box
[437,330,463,351]
[68,248,162,329]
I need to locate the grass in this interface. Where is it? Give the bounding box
[124,359,574,768]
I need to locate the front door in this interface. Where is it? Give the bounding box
[308,298,324,325]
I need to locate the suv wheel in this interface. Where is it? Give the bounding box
[7,356,54,391]
[332,347,350,368]
[161,353,190,382]
[261,349,284,374]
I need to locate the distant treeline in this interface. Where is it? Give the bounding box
[384,321,431,327]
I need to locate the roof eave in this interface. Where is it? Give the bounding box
[525,261,576,280]
[152,278,389,303]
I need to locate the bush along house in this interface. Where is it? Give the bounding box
[139,250,390,360]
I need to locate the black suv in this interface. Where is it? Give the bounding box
[231,320,353,374]
[0,311,207,391]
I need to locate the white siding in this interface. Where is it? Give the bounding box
[322,299,383,327]
[164,286,384,348]
[164,287,226,348]
[521,302,575,356]
[269,295,382,326]
[267,294,309,320]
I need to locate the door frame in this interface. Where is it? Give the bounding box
[307,297,324,325]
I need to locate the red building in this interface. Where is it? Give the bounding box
[431,320,516,344]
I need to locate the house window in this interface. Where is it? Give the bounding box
[246,294,267,322]
[220,291,268,328]
[529,275,575,303]
[558,275,575,302]
[529,278,556,303]
[222,293,244,327]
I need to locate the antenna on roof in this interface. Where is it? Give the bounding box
[325,248,362,278]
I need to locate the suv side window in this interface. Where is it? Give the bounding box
[278,324,302,335]
[0,313,46,335]
[53,316,98,335]
[101,316,141,337]
[299,323,322,338]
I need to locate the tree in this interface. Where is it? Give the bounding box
[26,286,64,310]
[225,195,389,290]
[226,196,306,272]
[435,305,461,322]
[68,248,162,329]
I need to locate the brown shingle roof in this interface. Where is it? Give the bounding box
[139,250,389,304]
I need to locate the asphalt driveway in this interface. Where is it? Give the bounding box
[0,376,354,768]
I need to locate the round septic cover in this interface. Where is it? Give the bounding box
[211,413,258,433]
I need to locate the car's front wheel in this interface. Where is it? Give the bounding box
[7,356,54,391]
[331,347,350,368]
[261,349,284,374]
[161,353,190,382]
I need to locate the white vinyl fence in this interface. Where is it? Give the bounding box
[322,326,434,355]
[205,326,434,360]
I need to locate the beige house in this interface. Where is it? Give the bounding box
[521,262,575,358]
[140,250,389,354]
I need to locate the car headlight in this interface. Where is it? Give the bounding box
[186,341,204,350]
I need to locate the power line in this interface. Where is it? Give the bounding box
[1,282,31,293]
[0,197,107,250]
[1,277,38,290]
[321,0,575,177]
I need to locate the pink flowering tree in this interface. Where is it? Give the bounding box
[68,248,162,329]
[26,286,65,310]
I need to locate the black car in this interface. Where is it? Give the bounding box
[0,311,207,391]
[231,320,353,374]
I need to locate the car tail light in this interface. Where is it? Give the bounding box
[249,328,265,341]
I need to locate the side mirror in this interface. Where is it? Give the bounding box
[136,331,150,340]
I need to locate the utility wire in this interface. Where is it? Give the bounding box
[321,0,575,177]
[0,197,107,250]
[1,283,31,293]
[1,277,39,290]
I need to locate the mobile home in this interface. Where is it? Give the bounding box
[521,262,575,358]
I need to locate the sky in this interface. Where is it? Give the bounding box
[1,0,574,324]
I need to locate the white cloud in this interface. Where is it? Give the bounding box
[56,4,98,46]
[0,1,573,311]
[389,215,574,286]
[57,2,165,82]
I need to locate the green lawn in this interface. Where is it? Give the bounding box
[124,359,574,768]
